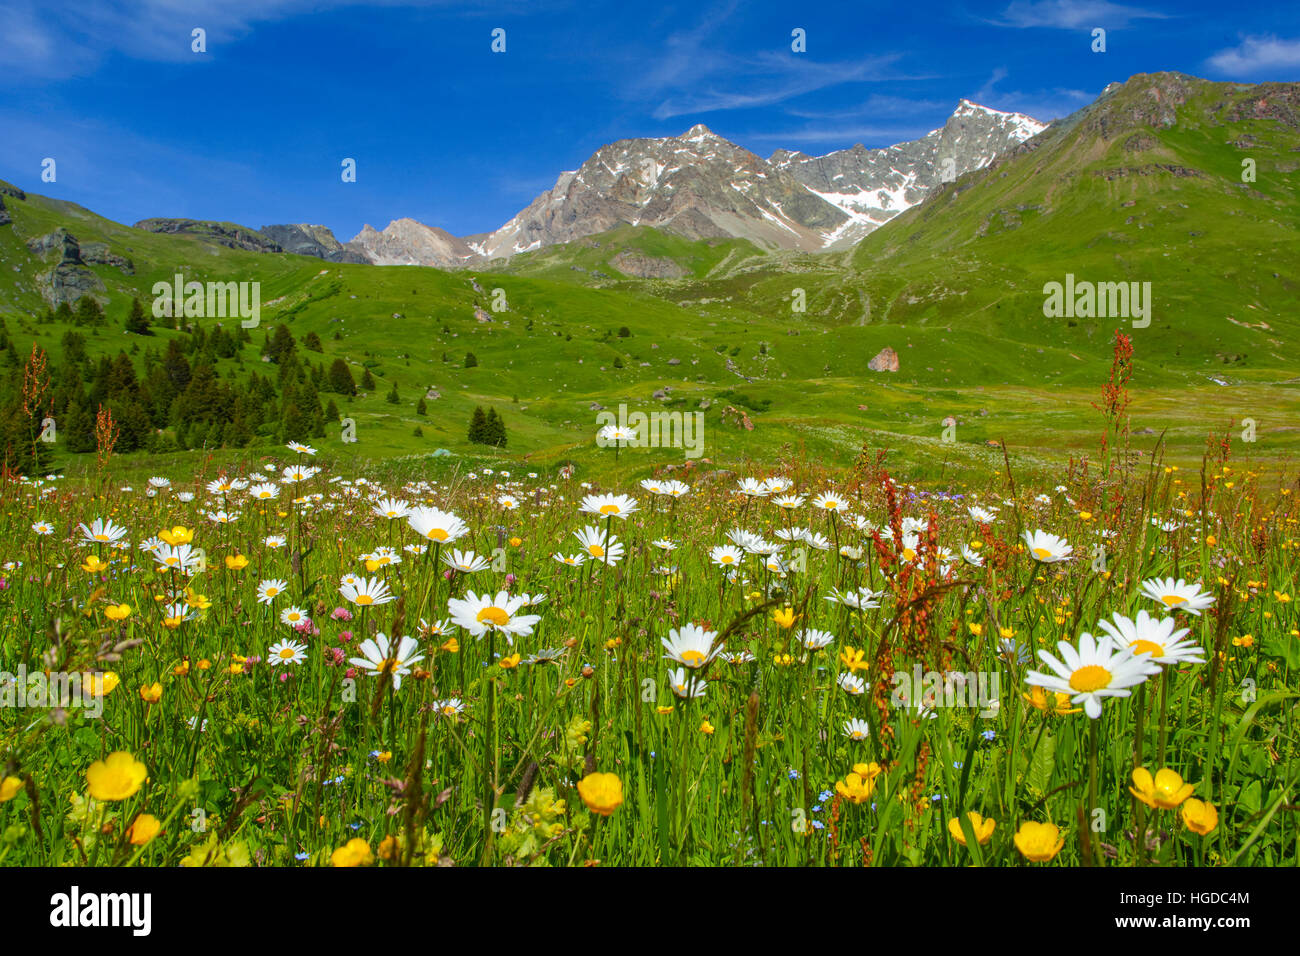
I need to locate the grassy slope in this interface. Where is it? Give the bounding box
[1,73,1297,484]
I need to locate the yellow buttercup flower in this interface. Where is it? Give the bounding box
[104,603,131,621]
[1022,686,1081,715]
[126,813,161,845]
[772,607,797,629]
[1180,798,1218,835]
[839,646,868,672]
[86,751,147,802]
[139,682,162,703]
[331,837,373,867]
[577,772,623,817]
[225,554,249,571]
[948,811,996,846]
[1013,821,1064,861]
[1129,767,1195,810]
[0,776,22,802]
[440,637,459,654]
[159,526,194,546]
[699,719,715,735]
[498,653,521,669]
[84,672,120,697]
[81,555,110,574]
[184,589,212,610]
[835,763,881,804]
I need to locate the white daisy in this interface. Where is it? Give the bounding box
[349,633,424,689]
[1023,529,1073,563]
[661,623,723,669]
[268,639,308,666]
[1025,632,1161,719]
[447,590,541,643]
[1096,610,1205,666]
[340,576,395,607]
[1139,577,1215,615]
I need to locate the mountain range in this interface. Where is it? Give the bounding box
[130,100,1046,269]
[2,71,1298,472]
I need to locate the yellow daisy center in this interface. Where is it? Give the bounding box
[599,504,620,514]
[355,595,374,606]
[1161,594,1187,606]
[588,544,605,558]
[1069,665,1112,693]
[1131,639,1164,657]
[279,648,296,659]
[477,606,510,627]
[680,649,705,667]
[427,528,449,541]
[1032,547,1053,559]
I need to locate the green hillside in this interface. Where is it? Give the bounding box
[1,72,1297,484]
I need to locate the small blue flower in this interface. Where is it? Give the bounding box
[294,851,310,861]
[818,789,833,802]
[982,730,997,741]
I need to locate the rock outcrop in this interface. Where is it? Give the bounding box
[868,347,900,372]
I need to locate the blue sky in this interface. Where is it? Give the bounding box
[1,0,1297,242]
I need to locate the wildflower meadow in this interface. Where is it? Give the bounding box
[2,425,1296,872]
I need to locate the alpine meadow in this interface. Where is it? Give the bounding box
[1,3,1299,893]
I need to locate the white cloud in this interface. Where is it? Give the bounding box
[1207,36,1300,78]
[992,0,1168,29]
[652,53,907,120]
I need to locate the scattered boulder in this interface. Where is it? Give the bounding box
[667,358,681,366]
[610,250,687,279]
[868,347,900,372]
[79,242,134,275]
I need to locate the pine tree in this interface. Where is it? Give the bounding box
[360,367,376,391]
[486,407,507,448]
[385,382,399,404]
[468,406,488,444]
[124,298,152,335]
[416,396,427,416]
[464,352,478,368]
